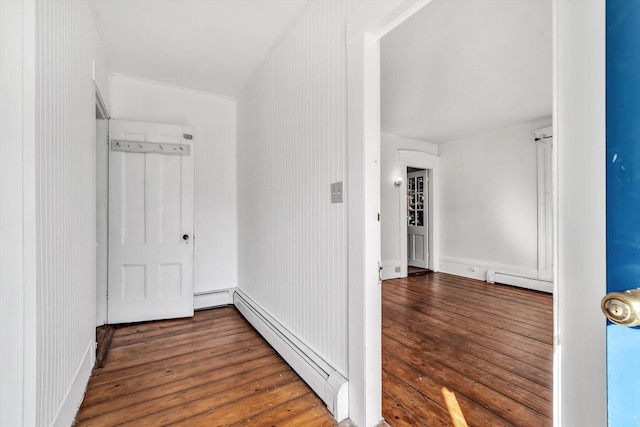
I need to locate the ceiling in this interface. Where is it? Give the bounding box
[381,0,552,144]
[90,0,308,98]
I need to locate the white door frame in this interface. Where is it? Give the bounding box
[95,89,110,326]
[346,1,607,426]
[406,169,429,269]
[554,1,606,425]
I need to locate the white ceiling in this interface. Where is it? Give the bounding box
[381,0,552,144]
[90,0,308,98]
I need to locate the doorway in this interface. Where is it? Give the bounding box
[406,167,429,275]
[107,120,195,324]
[378,0,553,424]
[347,1,606,426]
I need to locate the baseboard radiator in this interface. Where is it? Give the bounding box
[233,290,348,422]
[487,271,553,293]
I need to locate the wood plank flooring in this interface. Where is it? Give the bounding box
[75,306,336,426]
[382,273,553,427]
[77,273,551,426]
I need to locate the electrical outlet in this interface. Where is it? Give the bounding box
[331,182,343,203]
[469,266,476,272]
[395,266,401,273]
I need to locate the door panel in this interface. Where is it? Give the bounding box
[122,153,146,245]
[414,235,425,261]
[606,0,640,424]
[108,120,194,324]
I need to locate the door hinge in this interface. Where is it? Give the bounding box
[377,212,381,221]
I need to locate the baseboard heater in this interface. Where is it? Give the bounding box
[487,271,553,293]
[233,290,348,422]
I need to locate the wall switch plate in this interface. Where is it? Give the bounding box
[331,182,343,203]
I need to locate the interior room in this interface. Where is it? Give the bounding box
[381,0,553,288]
[380,0,553,424]
[0,0,616,426]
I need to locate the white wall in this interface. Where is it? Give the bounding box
[237,0,360,375]
[36,2,110,425]
[380,132,438,279]
[438,118,551,280]
[0,1,29,425]
[1,1,108,424]
[109,75,238,298]
[0,1,111,426]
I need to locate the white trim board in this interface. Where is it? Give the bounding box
[51,341,94,427]
[346,2,432,424]
[233,290,348,422]
[194,287,235,310]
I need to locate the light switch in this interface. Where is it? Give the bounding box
[331,182,343,203]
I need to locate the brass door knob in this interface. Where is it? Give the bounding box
[601,289,640,326]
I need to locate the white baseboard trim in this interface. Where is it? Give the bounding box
[52,340,94,427]
[194,287,236,310]
[487,271,553,293]
[381,259,402,280]
[233,289,348,422]
[438,256,552,293]
[439,258,488,281]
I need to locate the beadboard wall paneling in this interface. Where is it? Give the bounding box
[34,1,109,425]
[237,0,360,375]
[109,75,238,295]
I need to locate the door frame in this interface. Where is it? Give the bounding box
[398,150,440,275]
[346,1,607,426]
[405,168,429,270]
[95,88,110,326]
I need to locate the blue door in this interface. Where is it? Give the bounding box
[606,0,640,424]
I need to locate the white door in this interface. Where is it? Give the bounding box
[108,120,194,324]
[407,169,428,269]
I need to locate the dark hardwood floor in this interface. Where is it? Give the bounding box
[77,273,551,426]
[75,306,336,426]
[382,273,553,427]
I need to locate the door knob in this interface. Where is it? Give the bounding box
[601,289,640,326]
[183,234,189,241]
